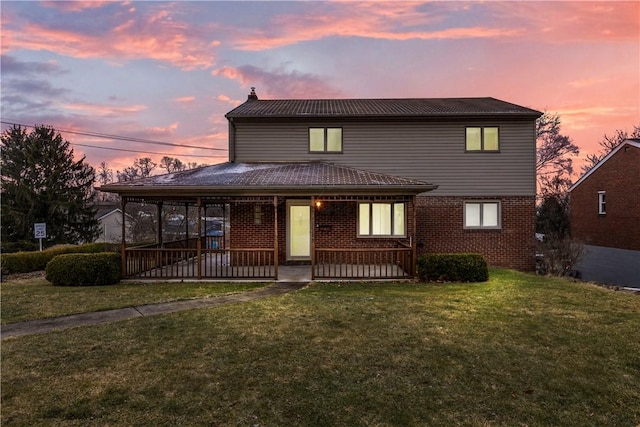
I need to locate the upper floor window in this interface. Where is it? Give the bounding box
[358,202,406,237]
[598,191,606,215]
[309,128,342,153]
[464,201,501,229]
[466,127,499,152]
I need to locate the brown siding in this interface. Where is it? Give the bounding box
[416,195,536,271]
[233,119,536,196]
[570,145,640,250]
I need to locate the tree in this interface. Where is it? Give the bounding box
[95,161,117,202]
[582,124,640,173]
[1,125,99,247]
[535,175,584,276]
[160,156,186,173]
[536,111,580,196]
[116,157,157,182]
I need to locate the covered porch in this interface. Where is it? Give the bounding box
[100,162,437,281]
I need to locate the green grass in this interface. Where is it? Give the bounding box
[2,269,639,426]
[0,277,266,323]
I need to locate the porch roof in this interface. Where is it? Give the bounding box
[100,161,437,197]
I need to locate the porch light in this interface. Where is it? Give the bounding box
[315,200,322,209]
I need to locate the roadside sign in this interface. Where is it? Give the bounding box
[34,223,47,239]
[34,223,46,251]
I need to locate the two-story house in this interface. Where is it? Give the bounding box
[102,89,541,280]
[569,139,640,287]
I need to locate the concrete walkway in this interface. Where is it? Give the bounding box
[1,281,308,339]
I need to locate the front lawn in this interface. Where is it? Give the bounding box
[2,269,639,426]
[0,276,266,324]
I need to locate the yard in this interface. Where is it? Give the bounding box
[2,270,639,426]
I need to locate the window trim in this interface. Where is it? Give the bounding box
[465,126,500,152]
[357,202,406,238]
[308,127,343,153]
[598,191,606,215]
[463,200,502,230]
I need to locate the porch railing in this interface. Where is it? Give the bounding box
[124,247,276,279]
[313,248,413,279]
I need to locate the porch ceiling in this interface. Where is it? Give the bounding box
[100,161,437,200]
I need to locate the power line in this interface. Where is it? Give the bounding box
[72,142,222,158]
[0,120,228,152]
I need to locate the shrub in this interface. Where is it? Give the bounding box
[1,243,118,275]
[45,252,121,286]
[417,253,489,283]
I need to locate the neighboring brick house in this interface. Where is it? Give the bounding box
[102,89,541,280]
[569,139,640,287]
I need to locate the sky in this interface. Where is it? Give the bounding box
[1,1,638,177]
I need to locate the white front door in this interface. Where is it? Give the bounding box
[287,201,311,260]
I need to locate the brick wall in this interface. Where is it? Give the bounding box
[230,197,535,270]
[570,145,640,251]
[415,195,536,271]
[230,199,415,264]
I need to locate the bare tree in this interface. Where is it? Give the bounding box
[582,124,640,173]
[95,161,118,202]
[536,111,580,196]
[134,157,157,177]
[160,156,186,173]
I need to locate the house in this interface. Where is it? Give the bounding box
[569,139,640,287]
[94,205,132,244]
[101,89,541,280]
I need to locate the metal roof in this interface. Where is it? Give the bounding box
[100,162,437,196]
[226,97,542,119]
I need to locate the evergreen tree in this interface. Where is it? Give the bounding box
[1,125,99,248]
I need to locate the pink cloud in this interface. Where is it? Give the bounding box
[231,2,520,51]
[40,1,113,12]
[62,102,147,118]
[174,96,196,105]
[216,94,242,106]
[488,2,639,43]
[2,5,216,70]
[213,65,345,99]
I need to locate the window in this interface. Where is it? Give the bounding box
[464,201,501,229]
[466,127,499,151]
[598,191,606,215]
[309,128,342,152]
[358,202,405,237]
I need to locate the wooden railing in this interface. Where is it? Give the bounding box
[123,247,276,279]
[313,248,413,279]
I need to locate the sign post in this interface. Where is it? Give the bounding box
[34,223,47,251]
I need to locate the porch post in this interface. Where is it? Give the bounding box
[184,202,189,243]
[156,201,163,247]
[412,195,417,277]
[311,196,316,280]
[120,197,127,279]
[273,196,278,280]
[197,197,202,279]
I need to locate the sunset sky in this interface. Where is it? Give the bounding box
[1,1,638,177]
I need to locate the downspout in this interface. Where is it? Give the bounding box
[412,195,417,278]
[120,197,127,279]
[273,196,278,280]
[197,197,202,279]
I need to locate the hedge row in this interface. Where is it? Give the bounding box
[46,253,121,286]
[1,243,118,275]
[417,253,489,283]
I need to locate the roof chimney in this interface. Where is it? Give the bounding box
[247,87,258,101]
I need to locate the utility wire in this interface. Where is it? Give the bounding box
[0,120,228,152]
[72,142,222,158]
